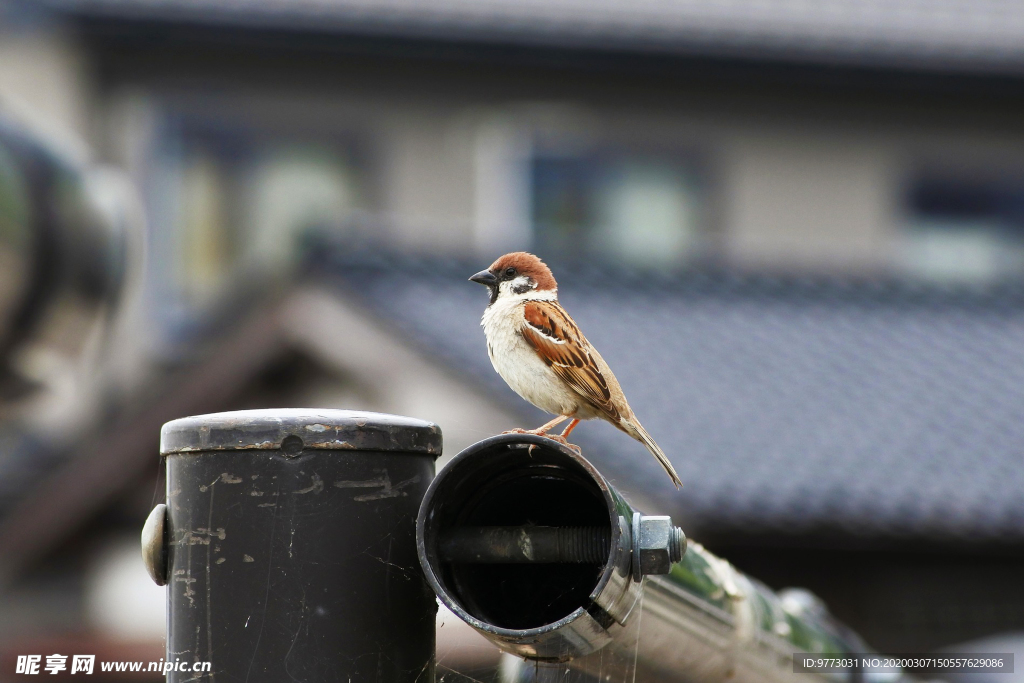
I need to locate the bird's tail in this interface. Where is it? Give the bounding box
[622,418,682,489]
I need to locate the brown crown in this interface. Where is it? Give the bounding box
[489,252,558,291]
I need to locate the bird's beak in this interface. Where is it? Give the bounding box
[469,270,497,286]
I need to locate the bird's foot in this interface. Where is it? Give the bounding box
[503,428,581,454]
[547,435,582,455]
[502,427,549,436]
[536,433,584,455]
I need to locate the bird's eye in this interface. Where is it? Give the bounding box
[504,267,516,277]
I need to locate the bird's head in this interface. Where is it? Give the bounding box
[469,252,558,305]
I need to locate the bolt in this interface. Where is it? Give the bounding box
[670,526,686,564]
[438,526,610,563]
[141,503,169,586]
[281,434,304,457]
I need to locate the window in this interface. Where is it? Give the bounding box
[240,145,361,274]
[532,151,708,269]
[901,174,1024,283]
[152,116,365,310]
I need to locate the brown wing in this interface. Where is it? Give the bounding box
[521,300,621,422]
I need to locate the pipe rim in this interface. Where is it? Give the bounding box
[160,408,443,456]
[416,433,624,639]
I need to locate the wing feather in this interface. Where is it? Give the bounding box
[520,301,621,422]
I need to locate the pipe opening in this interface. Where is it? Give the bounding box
[420,439,615,631]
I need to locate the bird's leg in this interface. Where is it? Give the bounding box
[534,415,569,434]
[503,415,568,436]
[506,415,581,454]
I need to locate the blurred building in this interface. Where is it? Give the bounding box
[2,0,1024,678]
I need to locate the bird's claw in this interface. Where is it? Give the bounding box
[544,434,582,455]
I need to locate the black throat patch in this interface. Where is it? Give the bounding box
[512,279,535,295]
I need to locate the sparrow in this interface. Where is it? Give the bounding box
[470,252,682,488]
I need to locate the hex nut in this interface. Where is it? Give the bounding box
[632,514,686,579]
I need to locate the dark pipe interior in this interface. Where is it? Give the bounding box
[426,441,611,630]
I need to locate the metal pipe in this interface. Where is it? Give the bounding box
[417,434,876,683]
[146,409,441,683]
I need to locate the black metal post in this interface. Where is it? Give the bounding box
[153,409,440,682]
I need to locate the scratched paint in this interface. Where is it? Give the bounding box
[293,474,323,494]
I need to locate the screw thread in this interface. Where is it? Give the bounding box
[557,527,611,563]
[669,527,686,564]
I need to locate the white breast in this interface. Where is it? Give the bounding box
[480,295,586,417]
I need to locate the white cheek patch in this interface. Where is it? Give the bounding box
[499,275,535,297]
[493,276,557,303]
[510,275,535,295]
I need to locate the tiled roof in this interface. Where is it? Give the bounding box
[316,247,1024,543]
[44,0,1024,75]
